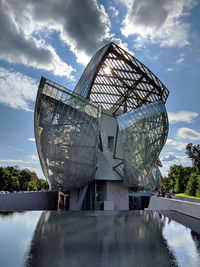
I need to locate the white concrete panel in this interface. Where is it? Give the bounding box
[104,200,114,210]
[148,196,200,219]
[106,181,129,210]
[95,110,123,181]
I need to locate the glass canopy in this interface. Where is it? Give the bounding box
[34,43,169,191]
[117,101,168,188]
[35,77,101,191]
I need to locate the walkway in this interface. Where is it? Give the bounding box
[175,195,200,204]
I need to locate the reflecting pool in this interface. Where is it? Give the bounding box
[0,211,200,267]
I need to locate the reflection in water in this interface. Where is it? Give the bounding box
[26,211,178,267]
[191,231,200,250]
[159,213,200,267]
[0,211,42,267]
[0,211,200,267]
[0,211,25,217]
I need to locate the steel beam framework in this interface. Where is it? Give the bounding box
[35,43,169,191]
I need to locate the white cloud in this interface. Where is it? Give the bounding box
[0,0,128,67]
[121,0,196,48]
[160,151,192,176]
[0,159,34,164]
[0,0,75,79]
[161,153,176,162]
[109,6,119,18]
[166,68,175,72]
[29,155,39,161]
[161,152,189,164]
[165,138,187,151]
[28,138,35,142]
[176,57,184,64]
[0,67,37,111]
[21,166,44,179]
[0,155,38,164]
[168,111,198,124]
[0,159,25,163]
[177,127,200,141]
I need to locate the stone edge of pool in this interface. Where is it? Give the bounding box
[147,196,200,220]
[0,191,58,210]
[0,192,199,220]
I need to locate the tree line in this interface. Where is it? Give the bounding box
[164,165,200,197]
[164,143,200,197]
[0,166,49,192]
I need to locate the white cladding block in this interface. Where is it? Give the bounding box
[106,181,129,210]
[95,111,123,181]
[104,200,114,210]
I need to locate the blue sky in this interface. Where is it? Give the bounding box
[0,0,200,178]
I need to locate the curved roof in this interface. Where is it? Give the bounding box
[74,43,169,115]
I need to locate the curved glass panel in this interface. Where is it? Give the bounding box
[34,43,170,193]
[74,45,110,97]
[117,101,168,188]
[34,77,101,191]
[75,43,169,113]
[145,165,162,190]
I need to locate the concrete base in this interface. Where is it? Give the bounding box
[0,191,58,211]
[0,181,128,211]
[69,181,129,210]
[104,200,114,210]
[106,181,129,210]
[148,196,200,219]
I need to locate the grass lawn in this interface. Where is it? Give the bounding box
[176,193,200,200]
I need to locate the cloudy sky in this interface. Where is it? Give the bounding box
[0,0,200,178]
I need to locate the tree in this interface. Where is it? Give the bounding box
[166,165,177,191]
[196,175,200,198]
[0,167,20,191]
[27,179,38,191]
[186,143,200,171]
[163,176,170,189]
[185,172,198,196]
[168,165,183,192]
[166,165,193,193]
[37,179,49,190]
[0,166,49,191]
[19,169,33,191]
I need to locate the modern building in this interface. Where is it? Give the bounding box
[34,43,169,210]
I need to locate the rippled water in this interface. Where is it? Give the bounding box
[0,210,200,267]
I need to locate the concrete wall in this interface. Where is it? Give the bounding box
[0,191,58,211]
[95,110,123,181]
[175,195,200,204]
[70,189,79,210]
[104,200,114,210]
[148,196,200,219]
[106,181,129,210]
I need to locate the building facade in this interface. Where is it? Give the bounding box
[34,43,169,210]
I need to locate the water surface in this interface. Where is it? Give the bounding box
[0,210,200,267]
